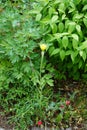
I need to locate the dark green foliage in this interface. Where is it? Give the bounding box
[28,0,87,80]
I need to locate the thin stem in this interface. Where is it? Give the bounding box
[40,51,44,79]
[40,51,44,91]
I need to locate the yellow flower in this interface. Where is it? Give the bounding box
[40,44,47,51]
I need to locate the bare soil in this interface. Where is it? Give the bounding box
[0,112,14,130]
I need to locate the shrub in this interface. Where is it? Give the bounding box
[29,0,87,80]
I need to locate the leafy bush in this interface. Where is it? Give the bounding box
[29,0,87,80]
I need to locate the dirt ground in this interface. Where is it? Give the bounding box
[0,114,14,130]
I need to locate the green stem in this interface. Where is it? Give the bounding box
[39,51,44,111]
[40,51,44,83]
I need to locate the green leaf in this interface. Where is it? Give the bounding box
[72,39,78,49]
[78,60,83,69]
[71,51,78,62]
[29,10,40,14]
[62,36,69,49]
[82,4,87,11]
[47,79,54,86]
[58,3,65,13]
[36,13,42,21]
[76,24,81,32]
[79,51,83,57]
[62,14,67,20]
[41,17,50,24]
[48,7,55,17]
[60,50,65,61]
[83,18,87,27]
[71,34,79,41]
[58,22,64,33]
[49,46,55,55]
[51,48,60,56]
[73,13,83,20]
[57,37,62,45]
[79,51,86,61]
[79,40,87,50]
[82,52,86,61]
[51,23,57,33]
[51,15,58,23]
[54,32,69,39]
[68,22,76,33]
[76,24,83,38]
[66,50,72,56]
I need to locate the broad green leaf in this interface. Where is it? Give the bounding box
[51,23,57,33]
[82,52,86,61]
[48,7,55,17]
[47,34,55,42]
[47,79,54,86]
[78,60,83,69]
[49,46,55,55]
[79,51,86,61]
[79,40,87,50]
[54,32,69,39]
[76,24,81,32]
[51,48,60,56]
[41,17,50,24]
[76,24,83,38]
[58,3,65,13]
[73,13,84,20]
[36,13,42,21]
[71,34,79,41]
[66,50,72,56]
[72,39,78,49]
[82,4,87,11]
[51,15,58,23]
[62,14,67,20]
[65,19,70,29]
[60,50,65,61]
[57,37,62,45]
[79,51,83,57]
[58,22,64,33]
[29,10,40,14]
[62,36,69,49]
[83,18,87,27]
[68,22,76,33]
[68,8,75,13]
[71,51,78,62]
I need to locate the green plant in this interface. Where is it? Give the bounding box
[29,0,87,80]
[8,44,54,129]
[0,1,54,129]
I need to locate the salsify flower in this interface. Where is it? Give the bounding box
[40,44,47,51]
[37,120,43,125]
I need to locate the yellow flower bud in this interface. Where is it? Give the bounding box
[40,44,47,51]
